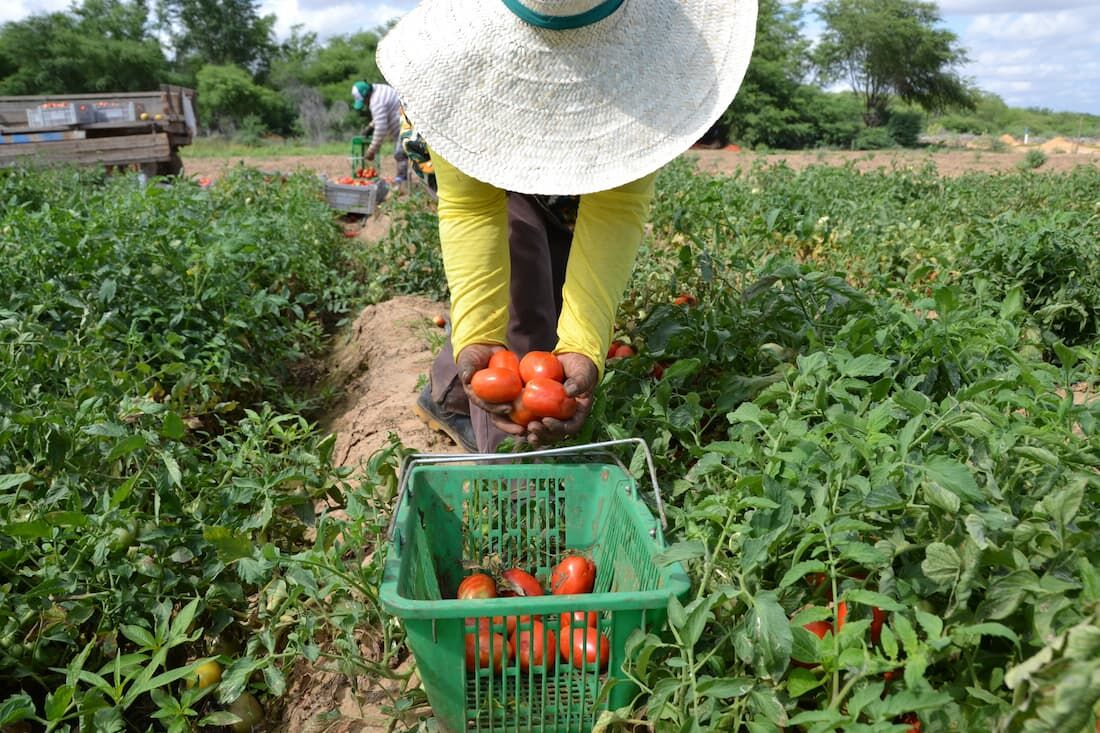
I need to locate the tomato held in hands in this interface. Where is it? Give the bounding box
[513,620,555,672]
[509,395,535,426]
[559,625,609,671]
[471,367,523,403]
[550,555,596,595]
[501,568,543,597]
[457,573,497,600]
[519,351,564,383]
[522,378,577,421]
[488,349,521,379]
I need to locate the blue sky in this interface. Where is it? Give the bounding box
[3,1,1097,115]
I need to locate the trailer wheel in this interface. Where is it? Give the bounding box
[157,152,184,177]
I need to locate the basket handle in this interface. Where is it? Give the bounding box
[386,438,668,541]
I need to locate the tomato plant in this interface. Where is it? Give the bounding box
[522,378,578,420]
[519,351,564,383]
[550,556,596,595]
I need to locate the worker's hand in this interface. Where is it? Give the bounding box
[457,344,513,419]
[365,150,376,162]
[523,352,597,447]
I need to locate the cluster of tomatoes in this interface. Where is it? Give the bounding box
[334,168,378,186]
[458,555,609,673]
[470,350,576,425]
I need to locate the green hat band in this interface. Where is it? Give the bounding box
[501,0,625,30]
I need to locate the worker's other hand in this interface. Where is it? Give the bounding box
[457,344,513,419]
[522,352,597,447]
[365,150,376,162]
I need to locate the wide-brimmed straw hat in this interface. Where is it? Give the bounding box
[377,0,758,195]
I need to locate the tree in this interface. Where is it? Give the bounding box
[814,0,974,127]
[156,0,276,80]
[0,1,169,94]
[196,63,294,134]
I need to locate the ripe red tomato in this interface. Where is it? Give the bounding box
[501,568,542,597]
[803,620,832,640]
[835,601,847,632]
[651,362,666,380]
[612,344,635,359]
[519,351,564,383]
[470,367,523,403]
[488,350,521,379]
[465,628,511,671]
[672,293,697,306]
[870,606,887,644]
[509,395,536,426]
[607,340,624,359]
[560,610,599,629]
[900,713,921,733]
[550,555,596,595]
[513,620,555,672]
[522,378,577,420]
[457,573,497,600]
[433,315,446,328]
[559,625,609,671]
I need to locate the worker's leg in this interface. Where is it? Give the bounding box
[392,129,408,182]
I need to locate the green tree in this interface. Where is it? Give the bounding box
[814,0,974,126]
[196,63,293,135]
[156,0,276,79]
[0,1,169,94]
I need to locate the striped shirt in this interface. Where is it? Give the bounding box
[366,83,402,155]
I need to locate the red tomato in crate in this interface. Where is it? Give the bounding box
[513,620,555,672]
[522,378,577,421]
[560,610,599,629]
[471,368,523,403]
[457,573,497,600]
[559,625,609,671]
[550,555,596,595]
[519,351,564,383]
[501,568,542,597]
[488,350,522,379]
[465,628,511,671]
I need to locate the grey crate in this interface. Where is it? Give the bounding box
[94,101,144,123]
[324,179,388,215]
[26,103,96,128]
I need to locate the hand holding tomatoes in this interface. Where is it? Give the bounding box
[524,352,596,447]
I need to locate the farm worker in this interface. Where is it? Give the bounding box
[351,80,407,183]
[378,0,758,452]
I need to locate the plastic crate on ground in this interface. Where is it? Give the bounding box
[324,178,388,215]
[380,440,689,733]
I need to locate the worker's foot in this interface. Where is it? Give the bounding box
[414,384,477,452]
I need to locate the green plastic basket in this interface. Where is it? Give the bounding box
[380,440,690,733]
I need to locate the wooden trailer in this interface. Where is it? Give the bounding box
[0,85,198,175]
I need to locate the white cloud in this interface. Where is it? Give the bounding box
[258,0,412,40]
[0,0,69,25]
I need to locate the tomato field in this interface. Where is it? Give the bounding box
[2,156,1099,732]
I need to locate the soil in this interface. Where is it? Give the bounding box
[241,141,1099,731]
[183,143,1100,184]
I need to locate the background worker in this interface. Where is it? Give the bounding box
[378,0,758,452]
[350,80,406,183]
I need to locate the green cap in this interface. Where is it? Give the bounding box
[352,81,372,110]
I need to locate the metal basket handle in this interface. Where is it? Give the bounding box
[385,438,667,541]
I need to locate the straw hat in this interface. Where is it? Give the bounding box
[377,0,758,195]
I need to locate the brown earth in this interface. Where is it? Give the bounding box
[183,144,1100,184]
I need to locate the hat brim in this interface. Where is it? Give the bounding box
[353,99,365,111]
[378,0,757,195]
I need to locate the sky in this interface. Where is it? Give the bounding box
[2,0,1097,116]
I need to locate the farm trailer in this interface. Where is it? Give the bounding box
[0,85,198,176]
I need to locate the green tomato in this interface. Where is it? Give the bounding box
[227,691,264,732]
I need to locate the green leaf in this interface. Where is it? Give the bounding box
[162,453,182,488]
[203,527,254,561]
[98,278,117,304]
[0,473,32,493]
[1013,445,1059,467]
[740,591,792,680]
[845,589,906,613]
[680,595,717,649]
[668,595,687,634]
[0,693,36,725]
[107,434,147,462]
[952,622,1020,647]
[262,663,286,697]
[44,685,74,721]
[1039,480,1084,529]
[923,455,982,503]
[923,480,961,513]
[161,412,187,441]
[169,598,202,642]
[914,608,943,640]
[779,560,827,589]
[981,570,1039,621]
[120,625,156,649]
[787,667,824,697]
[841,354,892,378]
[696,676,753,699]
[922,542,961,586]
[847,681,884,719]
[4,520,51,539]
[655,541,706,567]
